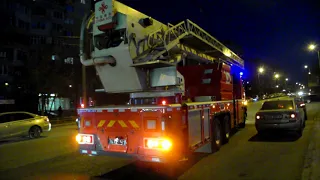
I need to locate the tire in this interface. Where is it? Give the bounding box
[257,130,267,137]
[296,128,302,137]
[212,118,222,152]
[239,112,247,128]
[29,126,41,139]
[222,115,231,144]
[296,122,303,137]
[304,109,308,120]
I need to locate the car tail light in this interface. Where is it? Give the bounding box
[144,138,172,151]
[76,134,94,144]
[41,116,49,122]
[161,100,166,105]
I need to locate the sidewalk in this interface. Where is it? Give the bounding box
[49,116,77,125]
[302,111,320,180]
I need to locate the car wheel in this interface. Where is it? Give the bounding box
[296,128,302,136]
[296,122,303,136]
[211,118,222,152]
[222,115,231,144]
[29,126,41,139]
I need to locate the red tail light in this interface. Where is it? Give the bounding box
[81,104,85,108]
[161,100,166,105]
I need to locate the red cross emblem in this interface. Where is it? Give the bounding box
[99,2,108,14]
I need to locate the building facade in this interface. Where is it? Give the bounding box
[0,0,92,113]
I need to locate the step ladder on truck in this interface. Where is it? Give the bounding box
[77,0,248,166]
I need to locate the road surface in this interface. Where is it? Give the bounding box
[0,102,319,180]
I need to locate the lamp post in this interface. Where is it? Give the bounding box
[274,73,280,91]
[308,43,320,71]
[257,67,264,96]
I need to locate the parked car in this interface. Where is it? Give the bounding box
[255,98,306,136]
[0,111,51,140]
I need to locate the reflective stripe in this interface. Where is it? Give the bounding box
[107,120,116,127]
[97,120,105,127]
[118,120,128,128]
[128,120,139,128]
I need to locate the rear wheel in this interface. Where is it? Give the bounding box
[239,111,247,128]
[212,118,222,152]
[29,126,41,139]
[304,108,308,120]
[257,130,267,137]
[296,128,303,137]
[222,115,231,144]
[298,120,304,135]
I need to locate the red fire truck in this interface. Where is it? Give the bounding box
[76,0,247,164]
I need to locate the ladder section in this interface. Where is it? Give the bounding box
[133,19,244,69]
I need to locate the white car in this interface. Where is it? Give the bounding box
[255,99,306,136]
[0,111,51,140]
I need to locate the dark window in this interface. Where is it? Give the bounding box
[57,24,63,31]
[9,16,16,26]
[66,5,74,12]
[17,50,28,61]
[18,19,25,28]
[261,100,294,110]
[13,113,34,121]
[31,22,37,28]
[40,23,46,29]
[26,22,30,30]
[0,114,15,123]
[32,7,46,16]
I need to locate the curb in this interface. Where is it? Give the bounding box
[301,112,320,180]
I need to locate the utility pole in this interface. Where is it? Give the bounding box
[82,65,87,107]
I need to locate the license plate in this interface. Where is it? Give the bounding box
[108,137,127,145]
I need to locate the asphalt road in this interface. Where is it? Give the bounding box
[0,102,319,180]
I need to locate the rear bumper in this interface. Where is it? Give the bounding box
[79,149,169,163]
[255,120,301,131]
[42,123,51,132]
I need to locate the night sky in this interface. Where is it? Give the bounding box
[120,0,320,82]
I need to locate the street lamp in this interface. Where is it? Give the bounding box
[304,65,308,69]
[4,83,8,86]
[258,67,265,74]
[307,43,320,70]
[308,44,317,51]
[257,67,265,96]
[285,78,288,81]
[274,73,280,79]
